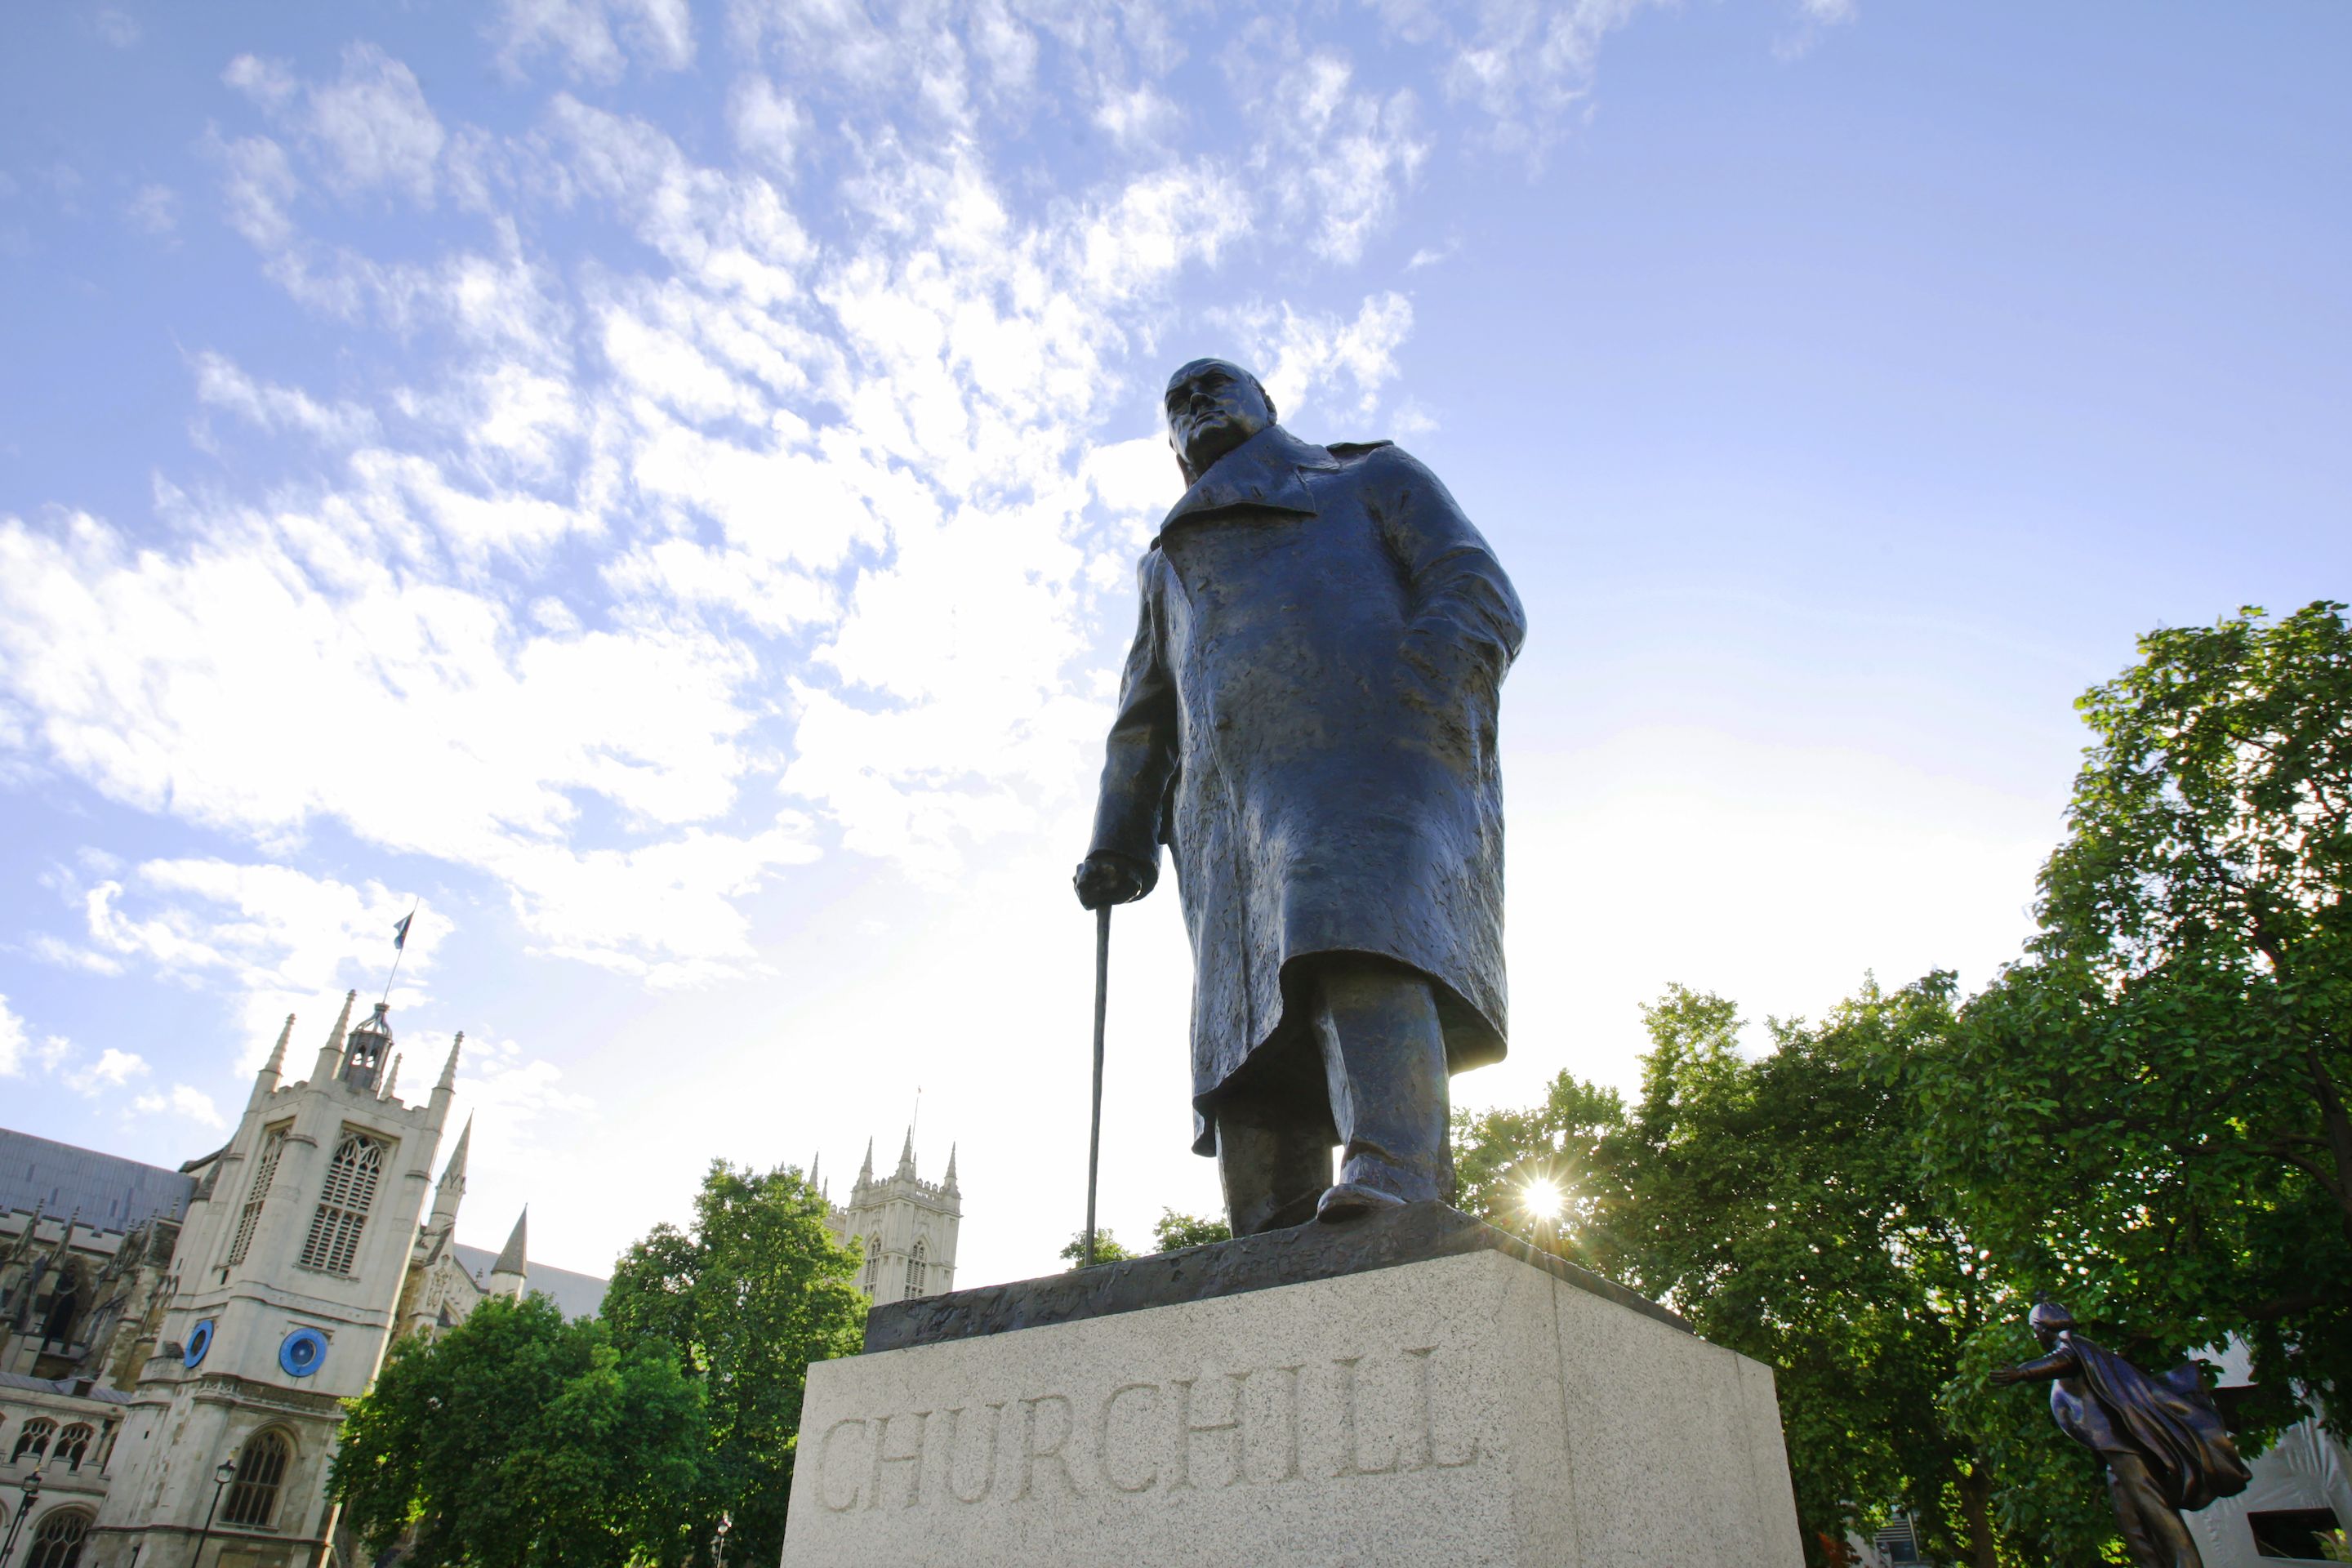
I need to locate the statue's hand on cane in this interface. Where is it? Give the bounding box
[1073,852,1152,909]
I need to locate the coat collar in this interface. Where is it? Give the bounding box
[1154,425,1341,544]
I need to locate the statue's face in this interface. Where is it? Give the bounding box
[1165,359,1271,481]
[2032,1321,2060,1350]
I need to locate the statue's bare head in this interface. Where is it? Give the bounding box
[1165,358,1276,485]
[2028,1294,2074,1348]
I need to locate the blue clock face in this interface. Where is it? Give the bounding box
[185,1319,216,1368]
[279,1327,328,1379]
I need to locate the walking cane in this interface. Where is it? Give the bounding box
[1084,904,1111,1268]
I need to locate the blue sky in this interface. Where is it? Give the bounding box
[2,0,2345,1287]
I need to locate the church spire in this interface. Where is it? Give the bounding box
[427,1031,462,1130]
[897,1125,917,1179]
[377,1053,401,1102]
[252,1013,295,1107]
[943,1143,960,1193]
[429,1116,470,1234]
[312,990,357,1085]
[858,1138,875,1186]
[488,1207,528,1298]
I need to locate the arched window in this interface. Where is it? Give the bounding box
[54,1424,93,1472]
[298,1129,385,1276]
[227,1124,289,1267]
[858,1236,877,1293]
[904,1239,926,1300]
[24,1508,92,1568]
[11,1417,55,1464]
[221,1428,292,1528]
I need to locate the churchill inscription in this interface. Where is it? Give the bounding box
[814,1343,1481,1517]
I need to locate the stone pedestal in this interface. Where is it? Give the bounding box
[782,1205,1803,1567]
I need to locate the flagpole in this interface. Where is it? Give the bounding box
[381,902,419,1006]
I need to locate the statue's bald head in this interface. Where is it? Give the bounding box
[1165,358,1276,484]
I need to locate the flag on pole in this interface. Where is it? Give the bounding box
[393,912,413,951]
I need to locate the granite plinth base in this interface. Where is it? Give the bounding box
[781,1205,1803,1567]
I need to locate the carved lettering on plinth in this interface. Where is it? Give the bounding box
[811,1342,1483,1520]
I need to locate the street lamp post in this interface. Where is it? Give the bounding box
[190,1459,234,1568]
[0,1470,43,1568]
[712,1512,732,1568]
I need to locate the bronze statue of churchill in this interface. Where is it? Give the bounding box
[1076,358,1526,1235]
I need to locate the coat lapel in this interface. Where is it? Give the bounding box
[1153,425,1340,545]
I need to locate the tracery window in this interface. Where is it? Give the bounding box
[24,1508,92,1568]
[11,1417,54,1464]
[226,1123,290,1267]
[904,1240,926,1300]
[220,1428,292,1528]
[858,1236,876,1293]
[297,1129,385,1276]
[55,1424,93,1471]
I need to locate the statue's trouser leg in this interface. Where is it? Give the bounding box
[1214,1107,1330,1235]
[1311,956,1455,1206]
[2105,1456,2201,1568]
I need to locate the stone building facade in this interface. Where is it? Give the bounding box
[2,1008,949,1567]
[820,1130,960,1305]
[0,996,562,1568]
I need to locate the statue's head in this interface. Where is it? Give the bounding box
[2029,1294,2075,1348]
[1165,358,1276,486]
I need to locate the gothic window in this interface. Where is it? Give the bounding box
[55,1424,93,1472]
[24,1508,92,1568]
[11,1417,54,1464]
[298,1129,386,1276]
[227,1123,290,1267]
[904,1240,926,1300]
[220,1428,292,1528]
[858,1236,876,1294]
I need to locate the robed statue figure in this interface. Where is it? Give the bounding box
[1075,358,1525,1235]
[1992,1297,2250,1568]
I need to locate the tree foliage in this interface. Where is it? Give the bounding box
[1923,602,2352,1445]
[1058,1227,1134,1265]
[1456,981,2128,1566]
[601,1161,866,1567]
[332,1293,703,1568]
[1151,1209,1231,1250]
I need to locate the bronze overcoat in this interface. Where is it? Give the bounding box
[1089,424,1526,1152]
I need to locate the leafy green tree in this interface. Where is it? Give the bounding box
[602,1162,866,1567]
[1453,1060,1627,1253]
[1455,983,2111,1566]
[1058,1227,1134,1264]
[1922,601,2352,1445]
[1150,1209,1231,1250]
[332,1293,703,1568]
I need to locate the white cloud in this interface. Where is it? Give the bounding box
[131,1085,228,1130]
[729,75,807,176]
[68,1047,150,1094]
[124,183,178,238]
[1240,42,1427,264]
[193,351,378,447]
[493,0,696,84]
[17,0,1502,1000]
[224,54,298,113]
[93,7,140,47]
[1218,290,1417,425]
[214,133,299,251]
[305,43,448,206]
[0,994,26,1075]
[1371,0,1659,157]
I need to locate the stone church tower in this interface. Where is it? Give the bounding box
[822,1131,960,1303]
[87,994,461,1567]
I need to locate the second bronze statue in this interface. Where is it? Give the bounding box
[1074,358,1526,1235]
